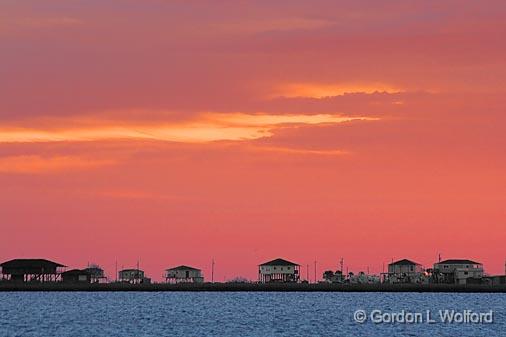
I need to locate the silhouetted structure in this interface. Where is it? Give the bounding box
[118,269,150,284]
[433,259,483,285]
[384,259,426,284]
[62,269,92,283]
[484,275,506,286]
[165,265,203,283]
[0,259,65,282]
[84,264,107,283]
[258,258,300,283]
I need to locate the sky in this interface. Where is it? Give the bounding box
[1,0,505,281]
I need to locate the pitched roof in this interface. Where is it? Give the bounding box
[0,259,65,268]
[119,269,144,273]
[166,265,201,271]
[84,266,104,272]
[389,259,421,266]
[259,258,299,266]
[437,259,481,265]
[62,269,91,275]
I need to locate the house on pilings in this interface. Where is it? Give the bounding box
[0,259,65,282]
[258,258,300,283]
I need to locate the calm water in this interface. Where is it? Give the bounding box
[0,292,504,336]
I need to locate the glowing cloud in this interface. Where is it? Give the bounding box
[273,83,404,98]
[0,112,375,144]
[247,146,347,156]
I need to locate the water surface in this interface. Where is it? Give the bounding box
[0,292,504,336]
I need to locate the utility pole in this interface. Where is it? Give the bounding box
[137,259,140,284]
[314,260,317,284]
[306,264,309,282]
[211,259,215,283]
[340,258,344,273]
[115,260,118,282]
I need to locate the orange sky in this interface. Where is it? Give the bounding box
[1,0,505,281]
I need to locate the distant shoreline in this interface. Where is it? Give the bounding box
[1,283,506,293]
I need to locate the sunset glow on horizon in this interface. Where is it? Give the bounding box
[1,0,505,282]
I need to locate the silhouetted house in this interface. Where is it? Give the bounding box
[61,269,92,283]
[483,275,506,286]
[165,265,203,283]
[84,264,107,283]
[385,259,426,284]
[258,258,300,283]
[433,259,484,285]
[0,259,65,282]
[118,269,150,284]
